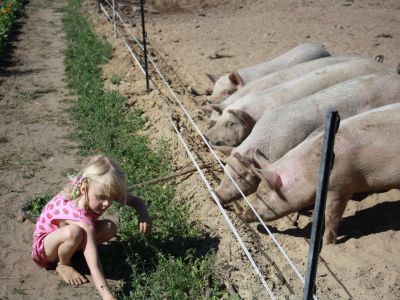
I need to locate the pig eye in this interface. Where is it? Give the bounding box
[223,90,232,95]
[226,121,236,128]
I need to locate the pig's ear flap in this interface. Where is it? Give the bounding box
[228,109,256,130]
[209,103,226,115]
[251,165,282,190]
[253,149,270,169]
[198,105,213,112]
[210,144,234,156]
[206,73,220,84]
[233,152,253,169]
[228,71,244,88]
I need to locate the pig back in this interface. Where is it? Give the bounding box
[231,57,396,122]
[239,43,330,81]
[222,54,359,108]
[235,72,400,165]
[332,103,400,190]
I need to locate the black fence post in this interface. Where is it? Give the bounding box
[97,0,100,13]
[140,0,150,93]
[303,110,340,300]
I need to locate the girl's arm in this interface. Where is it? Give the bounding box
[80,223,115,300]
[125,194,152,234]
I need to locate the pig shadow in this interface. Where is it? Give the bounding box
[256,199,400,244]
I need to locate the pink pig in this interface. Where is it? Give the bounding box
[206,43,330,103]
[242,103,400,244]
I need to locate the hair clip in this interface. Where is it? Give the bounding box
[68,174,86,205]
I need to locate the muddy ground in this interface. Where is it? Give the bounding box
[0,0,399,299]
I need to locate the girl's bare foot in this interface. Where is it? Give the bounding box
[56,264,88,285]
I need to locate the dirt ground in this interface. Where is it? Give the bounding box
[1,0,399,299]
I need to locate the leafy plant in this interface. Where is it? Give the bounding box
[0,0,24,57]
[25,193,53,216]
[110,74,122,85]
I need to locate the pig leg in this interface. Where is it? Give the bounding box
[323,192,351,245]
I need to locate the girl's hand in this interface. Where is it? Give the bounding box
[126,195,152,234]
[139,215,152,235]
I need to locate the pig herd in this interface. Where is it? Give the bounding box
[203,43,400,245]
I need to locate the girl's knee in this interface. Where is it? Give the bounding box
[104,220,117,237]
[96,220,117,243]
[65,224,84,243]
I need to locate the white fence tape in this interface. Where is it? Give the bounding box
[99,2,320,299]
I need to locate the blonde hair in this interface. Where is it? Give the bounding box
[64,155,127,205]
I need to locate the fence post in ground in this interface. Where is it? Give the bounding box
[303,110,340,300]
[140,0,150,93]
[97,0,100,13]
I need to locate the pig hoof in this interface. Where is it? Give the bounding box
[323,233,337,245]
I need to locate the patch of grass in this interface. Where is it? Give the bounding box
[12,286,27,295]
[110,74,122,85]
[125,252,224,299]
[20,90,40,99]
[24,193,53,216]
[61,0,223,298]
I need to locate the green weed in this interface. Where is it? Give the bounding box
[25,193,53,216]
[12,287,27,295]
[110,74,122,85]
[0,0,24,57]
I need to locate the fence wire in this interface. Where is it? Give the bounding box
[98,2,323,299]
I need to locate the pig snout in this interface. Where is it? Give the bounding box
[215,185,239,204]
[215,174,259,204]
[241,207,258,222]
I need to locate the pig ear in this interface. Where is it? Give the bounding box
[228,109,256,130]
[253,149,270,169]
[210,143,234,155]
[198,105,213,112]
[233,152,253,169]
[228,71,244,88]
[206,73,220,84]
[209,104,226,115]
[251,165,282,190]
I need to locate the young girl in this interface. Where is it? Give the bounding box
[31,155,152,300]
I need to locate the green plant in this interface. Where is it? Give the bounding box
[0,0,24,57]
[25,193,53,216]
[12,286,27,295]
[110,74,122,85]
[62,0,223,297]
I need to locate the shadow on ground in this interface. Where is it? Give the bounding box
[256,199,400,244]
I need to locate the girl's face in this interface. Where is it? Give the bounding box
[86,181,114,215]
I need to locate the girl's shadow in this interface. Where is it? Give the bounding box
[71,234,220,295]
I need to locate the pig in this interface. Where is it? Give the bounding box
[207,43,330,103]
[215,72,400,203]
[206,54,360,128]
[241,103,400,244]
[206,57,397,148]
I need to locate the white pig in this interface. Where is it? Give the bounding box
[242,103,400,244]
[206,54,360,128]
[207,43,330,103]
[215,72,400,203]
[206,57,396,148]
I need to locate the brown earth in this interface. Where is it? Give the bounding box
[1,0,400,299]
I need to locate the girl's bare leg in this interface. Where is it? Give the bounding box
[43,224,88,285]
